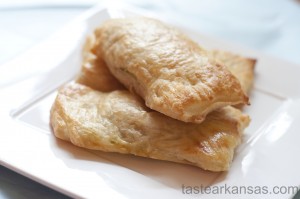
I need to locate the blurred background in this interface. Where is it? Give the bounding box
[0,0,299,198]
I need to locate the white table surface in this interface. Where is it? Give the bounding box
[0,0,299,198]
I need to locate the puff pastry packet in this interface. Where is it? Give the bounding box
[50,83,249,171]
[92,17,249,123]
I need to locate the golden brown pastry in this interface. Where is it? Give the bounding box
[50,83,250,171]
[93,17,249,123]
[51,18,255,172]
[209,50,256,94]
[76,34,124,92]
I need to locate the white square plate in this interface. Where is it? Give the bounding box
[1,7,300,199]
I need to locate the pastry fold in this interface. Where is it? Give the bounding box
[50,83,249,171]
[93,17,248,123]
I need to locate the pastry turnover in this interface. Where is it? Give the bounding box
[93,17,249,123]
[50,83,250,171]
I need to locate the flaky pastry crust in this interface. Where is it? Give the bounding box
[93,17,249,123]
